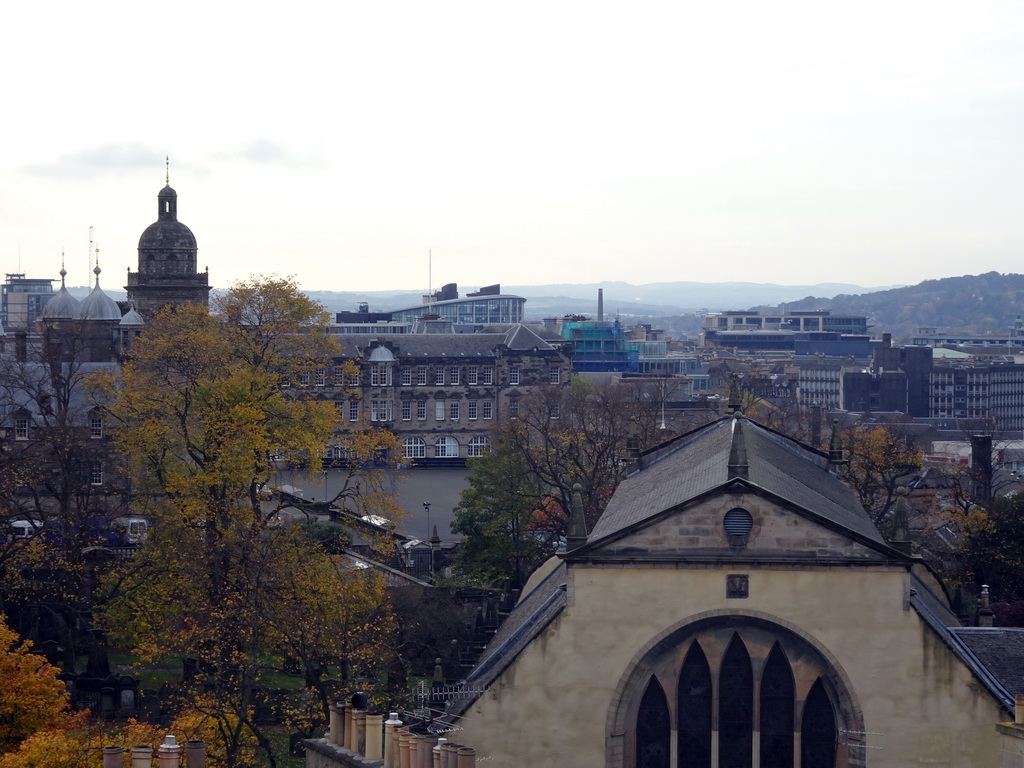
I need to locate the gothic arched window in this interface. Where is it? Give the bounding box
[636,678,670,768]
[760,644,795,768]
[801,678,837,768]
[623,618,852,768]
[718,634,753,768]
[677,642,712,768]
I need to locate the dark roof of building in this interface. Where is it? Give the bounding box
[335,325,559,359]
[444,560,568,720]
[585,415,887,549]
[951,628,1024,700]
[910,583,1016,713]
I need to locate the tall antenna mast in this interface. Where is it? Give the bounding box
[88,226,94,285]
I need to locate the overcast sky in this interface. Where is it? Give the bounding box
[3,1,1023,294]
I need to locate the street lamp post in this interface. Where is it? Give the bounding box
[423,501,431,542]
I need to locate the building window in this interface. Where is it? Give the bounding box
[509,365,521,385]
[316,368,326,387]
[482,367,494,385]
[90,461,103,486]
[347,369,360,387]
[449,401,460,422]
[90,415,104,439]
[435,400,446,421]
[449,366,461,385]
[348,400,360,422]
[370,400,392,422]
[468,435,490,457]
[417,366,428,386]
[482,400,494,420]
[435,436,459,458]
[467,366,479,385]
[403,437,426,459]
[628,624,844,768]
[334,365,346,386]
[371,364,392,387]
[298,371,311,387]
[509,398,520,419]
[549,367,561,384]
[417,400,427,420]
[401,400,412,421]
[401,367,413,386]
[636,679,670,768]
[549,402,560,420]
[468,400,478,420]
[435,367,445,385]
[14,418,28,440]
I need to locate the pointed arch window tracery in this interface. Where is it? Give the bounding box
[628,622,848,768]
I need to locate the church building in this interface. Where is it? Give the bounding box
[125,176,210,317]
[446,412,1023,767]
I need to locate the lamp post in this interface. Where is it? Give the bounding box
[423,501,431,542]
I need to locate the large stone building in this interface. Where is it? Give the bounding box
[125,179,210,317]
[446,413,1021,767]
[307,325,570,466]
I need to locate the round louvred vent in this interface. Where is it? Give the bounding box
[724,508,753,545]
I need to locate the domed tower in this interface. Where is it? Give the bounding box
[125,169,211,317]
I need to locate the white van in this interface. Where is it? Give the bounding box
[113,517,150,545]
[8,519,40,541]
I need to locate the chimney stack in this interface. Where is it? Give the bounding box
[979,584,995,627]
[597,288,604,322]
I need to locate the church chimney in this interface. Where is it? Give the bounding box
[978,584,995,627]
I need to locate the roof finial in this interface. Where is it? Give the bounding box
[165,155,170,186]
[727,417,749,480]
[566,483,588,551]
[890,486,911,554]
[828,418,848,471]
[60,250,67,282]
[727,375,743,414]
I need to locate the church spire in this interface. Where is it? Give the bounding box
[165,155,170,186]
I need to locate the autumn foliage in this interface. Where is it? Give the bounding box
[91,277,397,768]
[0,615,68,754]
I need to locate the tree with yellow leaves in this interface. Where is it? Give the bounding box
[842,424,924,526]
[0,614,68,755]
[93,277,398,768]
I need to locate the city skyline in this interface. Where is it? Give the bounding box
[3,2,1024,293]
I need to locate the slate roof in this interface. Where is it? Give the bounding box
[444,560,568,720]
[951,628,1024,701]
[910,583,1017,713]
[587,415,886,548]
[335,325,558,359]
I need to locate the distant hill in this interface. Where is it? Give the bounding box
[71,275,1021,342]
[753,272,1024,340]
[303,280,896,319]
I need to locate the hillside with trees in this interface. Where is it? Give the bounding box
[754,272,1024,340]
